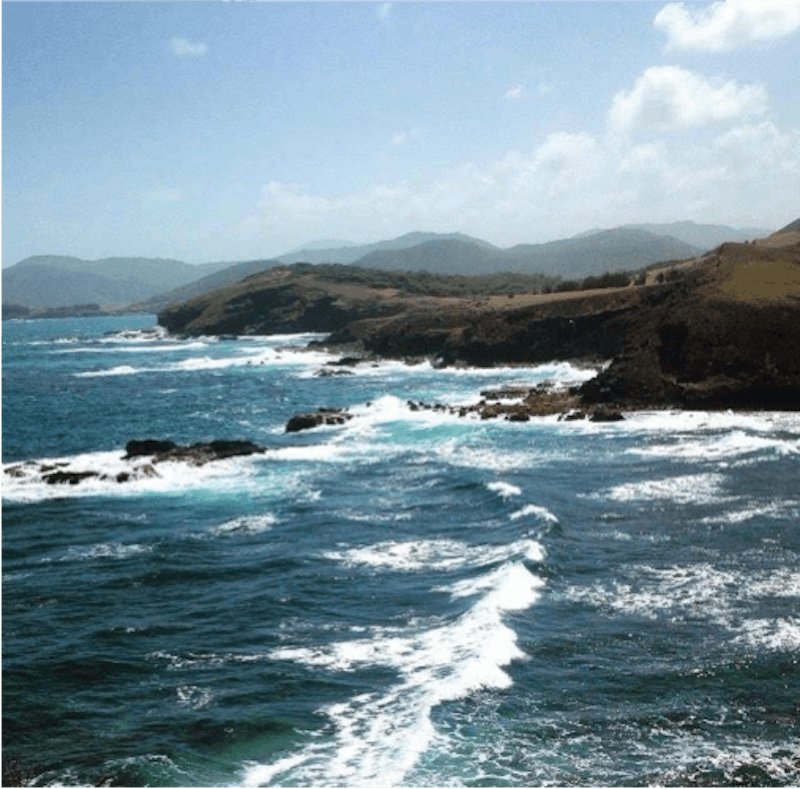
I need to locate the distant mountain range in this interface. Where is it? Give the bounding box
[574,221,767,250]
[2,256,229,310]
[1,221,775,312]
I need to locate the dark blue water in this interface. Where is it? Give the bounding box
[3,315,799,787]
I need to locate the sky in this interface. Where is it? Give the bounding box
[2,0,799,266]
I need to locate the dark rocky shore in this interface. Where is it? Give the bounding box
[158,224,800,414]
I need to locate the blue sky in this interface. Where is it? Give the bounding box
[3,1,799,265]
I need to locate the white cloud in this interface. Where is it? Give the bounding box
[504,84,525,100]
[714,121,800,176]
[377,3,393,21]
[169,37,209,58]
[391,128,421,146]
[654,1,800,52]
[607,65,768,135]
[240,120,797,250]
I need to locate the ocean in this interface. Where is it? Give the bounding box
[2,314,799,787]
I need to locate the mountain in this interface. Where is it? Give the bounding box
[2,255,229,309]
[352,238,506,275]
[501,228,699,277]
[275,232,499,265]
[627,221,769,250]
[133,259,284,313]
[338,229,698,279]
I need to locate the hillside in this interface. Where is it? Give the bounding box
[2,255,228,309]
[755,218,800,248]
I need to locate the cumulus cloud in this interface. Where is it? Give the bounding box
[169,37,209,58]
[607,65,768,135]
[654,1,800,52]
[239,120,797,250]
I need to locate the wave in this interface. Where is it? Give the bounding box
[74,345,337,377]
[487,481,522,498]
[247,558,544,786]
[323,537,545,573]
[628,429,800,465]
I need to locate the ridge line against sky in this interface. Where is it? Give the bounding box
[2,0,799,266]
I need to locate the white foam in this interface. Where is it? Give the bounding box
[732,618,800,650]
[57,341,209,354]
[2,450,263,503]
[594,473,733,505]
[487,481,522,498]
[561,563,800,649]
[73,344,337,378]
[176,685,213,710]
[629,430,800,464]
[56,542,153,562]
[324,538,545,573]
[247,560,544,787]
[700,500,800,525]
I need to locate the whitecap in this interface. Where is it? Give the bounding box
[593,473,733,505]
[209,514,278,536]
[487,481,522,498]
[252,559,544,787]
[509,503,559,523]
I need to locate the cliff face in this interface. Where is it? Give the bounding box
[580,242,800,408]
[333,288,642,366]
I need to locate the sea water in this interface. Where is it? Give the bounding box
[2,315,799,787]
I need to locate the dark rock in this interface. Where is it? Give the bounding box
[314,368,354,377]
[480,386,531,400]
[286,409,353,433]
[154,440,266,464]
[43,470,100,485]
[124,439,266,465]
[125,439,178,459]
[327,356,364,367]
[589,409,625,422]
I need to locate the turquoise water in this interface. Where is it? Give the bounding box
[3,315,799,786]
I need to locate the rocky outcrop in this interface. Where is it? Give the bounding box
[123,439,266,464]
[580,242,800,409]
[4,439,268,487]
[285,409,353,432]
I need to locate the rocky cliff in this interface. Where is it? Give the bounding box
[580,240,800,409]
